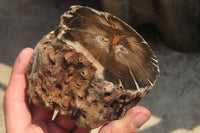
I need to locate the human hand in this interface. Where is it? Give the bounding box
[4,48,151,133]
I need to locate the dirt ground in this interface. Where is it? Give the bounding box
[0,0,200,133]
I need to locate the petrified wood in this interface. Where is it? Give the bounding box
[26,5,159,128]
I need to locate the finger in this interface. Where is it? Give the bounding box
[54,113,76,130]
[5,48,34,100]
[54,114,91,133]
[49,122,71,133]
[73,127,90,133]
[31,104,53,122]
[3,48,34,132]
[31,105,73,133]
[99,106,151,133]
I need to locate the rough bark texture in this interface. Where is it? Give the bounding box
[26,5,159,129]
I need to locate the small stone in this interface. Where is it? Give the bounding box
[26,5,159,129]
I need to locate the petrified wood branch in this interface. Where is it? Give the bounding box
[26,5,159,129]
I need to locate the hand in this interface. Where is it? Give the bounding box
[4,48,151,133]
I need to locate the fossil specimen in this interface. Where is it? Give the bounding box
[26,5,159,128]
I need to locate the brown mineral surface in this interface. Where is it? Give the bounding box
[26,5,159,129]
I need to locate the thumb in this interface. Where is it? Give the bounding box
[99,106,151,133]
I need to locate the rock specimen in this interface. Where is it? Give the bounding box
[26,5,159,128]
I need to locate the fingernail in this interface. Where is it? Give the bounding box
[131,113,149,129]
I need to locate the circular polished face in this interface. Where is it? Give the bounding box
[60,6,159,90]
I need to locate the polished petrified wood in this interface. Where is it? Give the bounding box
[26,5,159,128]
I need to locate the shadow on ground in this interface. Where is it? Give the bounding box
[0,83,6,91]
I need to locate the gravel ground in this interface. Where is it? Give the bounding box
[0,0,200,133]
